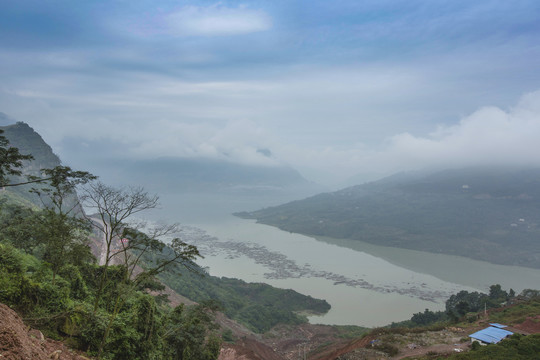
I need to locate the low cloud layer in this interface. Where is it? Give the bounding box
[382,90,540,169]
[283,90,540,186]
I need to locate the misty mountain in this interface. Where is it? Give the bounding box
[237,167,540,269]
[1,122,61,171]
[95,156,325,197]
[0,122,62,205]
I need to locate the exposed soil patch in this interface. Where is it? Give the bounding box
[513,315,540,334]
[309,333,378,360]
[308,327,474,360]
[220,338,283,360]
[217,322,372,360]
[0,303,91,360]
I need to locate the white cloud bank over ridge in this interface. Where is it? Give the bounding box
[385,90,540,169]
[115,89,540,185]
[4,86,540,187]
[272,90,540,185]
[164,4,272,36]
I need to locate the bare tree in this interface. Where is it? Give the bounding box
[118,222,200,283]
[82,181,160,311]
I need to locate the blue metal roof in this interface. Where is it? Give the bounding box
[469,326,513,344]
[489,323,508,328]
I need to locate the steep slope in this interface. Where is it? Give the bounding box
[0,122,63,206]
[238,167,540,268]
[0,122,61,171]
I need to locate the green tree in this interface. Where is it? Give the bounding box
[30,166,97,281]
[0,243,27,306]
[97,231,201,359]
[0,203,40,253]
[33,166,97,215]
[119,226,200,285]
[34,209,94,282]
[488,284,509,306]
[446,290,488,318]
[163,302,222,360]
[410,308,447,326]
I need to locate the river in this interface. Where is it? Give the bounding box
[147,191,540,327]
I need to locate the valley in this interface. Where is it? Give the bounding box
[2,122,540,359]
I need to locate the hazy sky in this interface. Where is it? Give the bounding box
[1,0,540,186]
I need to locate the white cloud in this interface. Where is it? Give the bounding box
[256,90,540,187]
[127,118,279,166]
[163,4,272,36]
[384,90,540,168]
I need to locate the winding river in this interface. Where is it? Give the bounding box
[148,191,540,327]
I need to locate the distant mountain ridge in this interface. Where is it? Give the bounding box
[119,157,308,187]
[237,167,540,268]
[94,156,325,198]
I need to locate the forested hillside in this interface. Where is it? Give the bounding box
[238,167,540,268]
[0,121,330,359]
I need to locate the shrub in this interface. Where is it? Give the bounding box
[373,342,399,356]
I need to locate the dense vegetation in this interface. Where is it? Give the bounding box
[237,167,540,268]
[0,222,222,359]
[158,266,330,333]
[0,125,224,359]
[392,284,519,328]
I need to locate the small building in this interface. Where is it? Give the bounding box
[469,326,513,345]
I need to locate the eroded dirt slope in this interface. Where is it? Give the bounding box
[0,303,91,360]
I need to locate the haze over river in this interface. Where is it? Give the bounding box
[149,191,540,327]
